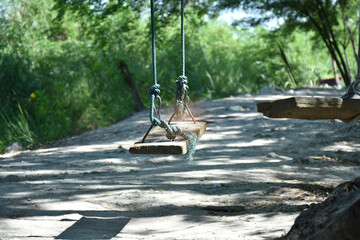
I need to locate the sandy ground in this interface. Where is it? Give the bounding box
[0,87,359,240]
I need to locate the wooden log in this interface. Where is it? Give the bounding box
[257,97,360,121]
[129,121,206,155]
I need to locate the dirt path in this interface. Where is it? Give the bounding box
[1,88,359,240]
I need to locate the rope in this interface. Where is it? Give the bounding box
[178,0,199,161]
[174,0,190,119]
[151,0,157,86]
[149,0,163,126]
[181,0,185,77]
[341,75,360,99]
[174,75,188,118]
[147,0,198,162]
[342,7,360,99]
[358,7,360,81]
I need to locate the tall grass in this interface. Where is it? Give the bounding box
[0,103,37,151]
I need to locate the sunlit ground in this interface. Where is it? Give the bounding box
[0,87,359,239]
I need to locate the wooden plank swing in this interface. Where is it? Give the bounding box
[258,11,360,122]
[257,96,360,121]
[129,121,206,155]
[129,0,206,155]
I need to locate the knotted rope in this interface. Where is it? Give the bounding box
[148,84,176,139]
[342,75,360,99]
[342,8,360,99]
[174,75,189,118]
[148,0,198,162]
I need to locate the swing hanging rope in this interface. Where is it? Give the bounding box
[174,0,189,119]
[171,0,196,123]
[147,0,199,160]
[148,0,181,139]
[342,7,360,99]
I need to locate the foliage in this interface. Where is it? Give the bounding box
[0,103,37,149]
[216,0,360,86]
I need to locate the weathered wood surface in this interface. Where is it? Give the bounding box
[257,97,360,120]
[129,121,206,155]
[281,177,360,240]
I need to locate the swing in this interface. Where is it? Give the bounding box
[129,0,206,155]
[258,11,360,122]
[257,96,360,121]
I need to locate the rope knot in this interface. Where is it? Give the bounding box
[355,74,360,82]
[165,125,182,140]
[342,77,360,99]
[175,75,188,90]
[354,76,360,92]
[174,76,189,118]
[148,84,161,97]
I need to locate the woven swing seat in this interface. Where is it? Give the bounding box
[257,97,360,121]
[129,121,206,155]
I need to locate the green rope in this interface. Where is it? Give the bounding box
[174,0,190,119]
[183,131,199,164]
[174,75,188,119]
[342,7,360,99]
[150,0,157,86]
[148,0,198,161]
[181,0,185,76]
[149,0,174,136]
[178,0,199,161]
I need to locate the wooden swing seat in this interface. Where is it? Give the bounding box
[129,121,206,155]
[257,97,360,121]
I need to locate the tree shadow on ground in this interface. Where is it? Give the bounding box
[0,88,359,238]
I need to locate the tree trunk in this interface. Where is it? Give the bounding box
[119,61,145,111]
[332,57,339,83]
[317,2,351,86]
[343,47,352,82]
[277,42,297,87]
[347,23,358,62]
[300,0,352,86]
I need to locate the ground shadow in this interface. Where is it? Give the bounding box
[56,217,130,240]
